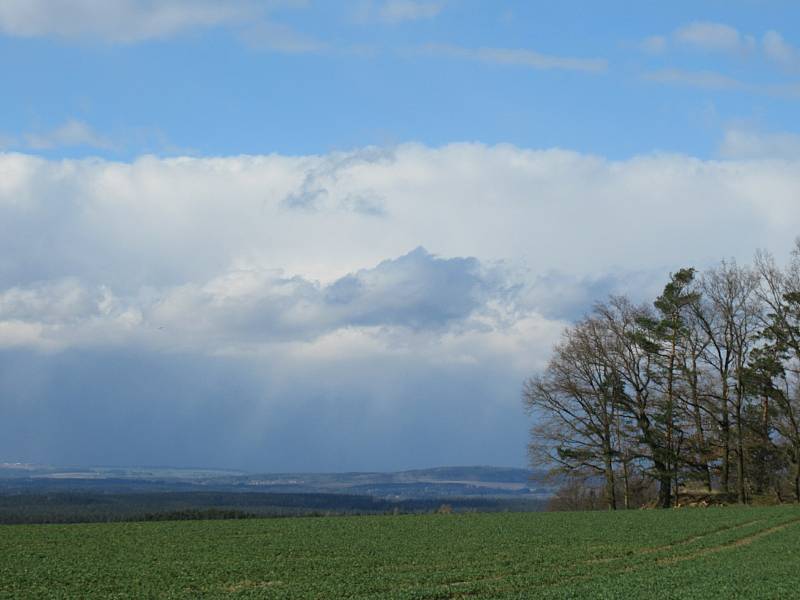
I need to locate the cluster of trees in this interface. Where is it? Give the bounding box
[524,242,800,510]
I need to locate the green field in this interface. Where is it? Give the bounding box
[2,505,799,599]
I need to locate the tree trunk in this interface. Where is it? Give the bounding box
[721,382,730,493]
[665,345,675,502]
[655,456,671,508]
[614,410,630,509]
[622,458,631,509]
[735,390,746,504]
[637,409,671,508]
[691,359,712,492]
[601,412,617,511]
[693,410,712,491]
[659,474,672,508]
[795,456,800,503]
[795,472,800,504]
[604,453,617,511]
[673,472,679,505]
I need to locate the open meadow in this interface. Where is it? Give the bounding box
[2,505,799,599]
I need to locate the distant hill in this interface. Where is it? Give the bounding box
[0,463,555,499]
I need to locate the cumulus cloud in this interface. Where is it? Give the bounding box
[150,248,500,349]
[0,245,513,355]
[322,248,491,329]
[416,44,608,73]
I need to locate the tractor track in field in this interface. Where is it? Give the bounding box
[418,516,800,599]
[657,516,800,565]
[584,518,765,565]
[524,515,800,596]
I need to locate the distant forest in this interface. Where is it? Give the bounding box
[0,492,545,525]
[525,241,800,510]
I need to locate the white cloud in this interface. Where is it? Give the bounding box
[763,30,800,71]
[417,44,608,73]
[673,21,755,55]
[719,127,800,160]
[354,0,446,24]
[1,144,800,359]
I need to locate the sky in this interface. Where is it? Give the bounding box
[1,0,800,472]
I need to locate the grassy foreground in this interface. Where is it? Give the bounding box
[2,505,799,599]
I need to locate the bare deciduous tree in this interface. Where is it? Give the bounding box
[525,242,800,508]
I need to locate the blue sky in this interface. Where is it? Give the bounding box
[1,1,800,472]
[2,0,800,160]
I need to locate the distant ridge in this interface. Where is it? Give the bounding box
[0,463,554,499]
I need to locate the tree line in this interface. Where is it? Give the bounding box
[524,241,800,510]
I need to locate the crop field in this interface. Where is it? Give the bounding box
[2,505,799,599]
